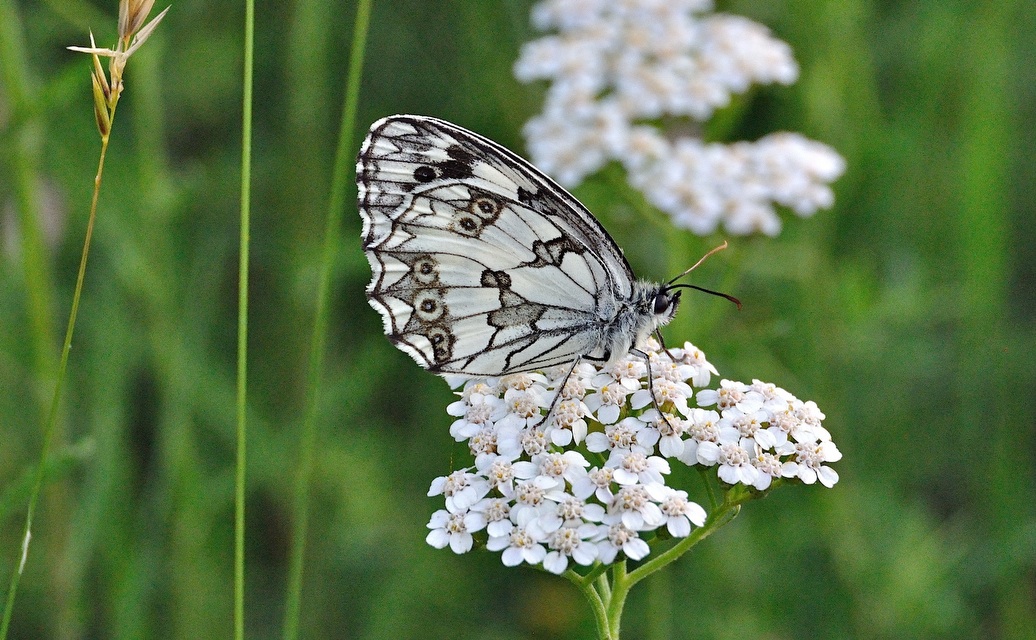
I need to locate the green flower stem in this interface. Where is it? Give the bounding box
[570,571,609,639]
[626,495,742,588]
[596,570,613,602]
[698,466,720,510]
[570,484,748,640]
[579,560,609,587]
[280,1,373,639]
[605,560,629,637]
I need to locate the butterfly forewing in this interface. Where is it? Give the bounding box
[357,115,644,376]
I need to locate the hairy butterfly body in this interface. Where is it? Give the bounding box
[357,115,682,377]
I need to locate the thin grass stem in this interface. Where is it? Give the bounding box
[280,2,374,639]
[234,0,255,636]
[0,131,111,640]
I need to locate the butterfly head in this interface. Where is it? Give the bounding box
[617,278,737,363]
[622,281,682,354]
[651,286,681,326]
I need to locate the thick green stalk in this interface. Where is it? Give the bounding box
[568,486,744,640]
[606,561,629,638]
[570,571,610,640]
[627,493,743,589]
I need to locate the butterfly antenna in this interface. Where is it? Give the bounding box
[669,283,742,310]
[666,241,729,286]
[665,241,741,309]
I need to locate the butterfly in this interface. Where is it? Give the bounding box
[357,115,733,379]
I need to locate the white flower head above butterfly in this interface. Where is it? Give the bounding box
[357,115,738,386]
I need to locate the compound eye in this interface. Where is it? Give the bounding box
[653,292,670,315]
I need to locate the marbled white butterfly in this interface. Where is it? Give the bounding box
[357,115,732,378]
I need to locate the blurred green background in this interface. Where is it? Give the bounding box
[1,0,1034,638]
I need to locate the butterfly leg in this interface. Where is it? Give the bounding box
[653,328,681,362]
[541,355,583,429]
[633,345,679,433]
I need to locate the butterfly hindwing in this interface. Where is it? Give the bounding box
[357,115,646,376]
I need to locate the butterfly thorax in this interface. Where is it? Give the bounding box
[599,280,681,364]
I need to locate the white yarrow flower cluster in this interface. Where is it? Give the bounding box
[427,340,840,572]
[514,0,846,236]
